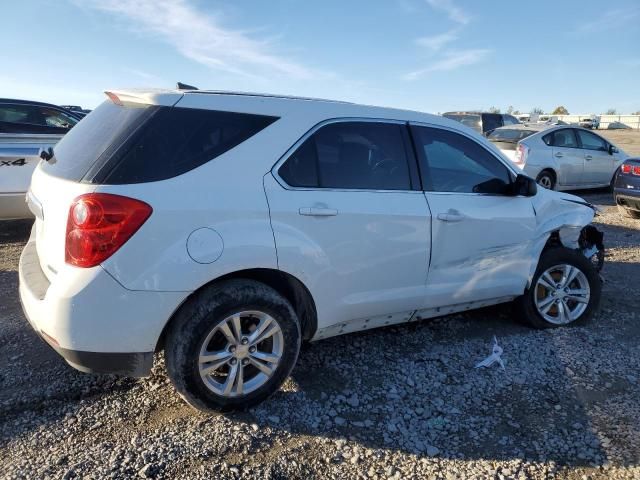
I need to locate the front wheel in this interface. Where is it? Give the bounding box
[165,279,301,412]
[516,247,601,328]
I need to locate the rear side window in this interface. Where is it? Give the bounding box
[502,115,520,126]
[443,114,482,133]
[44,101,277,184]
[278,121,412,190]
[0,103,78,134]
[101,108,278,184]
[487,129,536,142]
[543,129,577,148]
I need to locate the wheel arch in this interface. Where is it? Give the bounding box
[156,268,317,351]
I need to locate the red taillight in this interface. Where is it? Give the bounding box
[515,144,528,165]
[633,166,640,176]
[65,193,152,268]
[621,164,632,174]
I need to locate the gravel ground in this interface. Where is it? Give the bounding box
[1,190,639,480]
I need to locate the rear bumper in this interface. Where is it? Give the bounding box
[19,229,186,377]
[0,192,33,220]
[614,188,640,212]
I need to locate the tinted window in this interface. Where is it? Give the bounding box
[43,100,278,184]
[102,107,277,184]
[279,122,411,190]
[543,129,577,148]
[0,103,78,134]
[576,130,607,151]
[443,114,482,133]
[502,115,520,126]
[412,126,512,194]
[481,114,503,133]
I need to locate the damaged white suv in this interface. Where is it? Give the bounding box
[19,88,604,411]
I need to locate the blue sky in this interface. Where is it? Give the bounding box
[2,0,639,114]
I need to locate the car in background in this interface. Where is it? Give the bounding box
[61,105,92,118]
[442,111,521,135]
[579,116,600,130]
[487,124,627,190]
[0,99,81,219]
[613,158,640,219]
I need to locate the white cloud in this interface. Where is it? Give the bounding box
[574,7,639,34]
[77,0,322,80]
[425,0,470,25]
[415,29,458,52]
[404,49,491,80]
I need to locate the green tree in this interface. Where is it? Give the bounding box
[552,106,569,115]
[606,108,617,115]
[513,110,521,115]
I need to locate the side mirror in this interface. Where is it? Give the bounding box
[512,174,537,197]
[608,144,617,155]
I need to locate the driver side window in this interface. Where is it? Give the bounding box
[279,121,412,190]
[412,126,512,194]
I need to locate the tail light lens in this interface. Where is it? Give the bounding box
[514,144,529,165]
[621,164,632,174]
[65,193,152,268]
[633,166,640,176]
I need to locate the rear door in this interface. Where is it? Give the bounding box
[265,120,431,331]
[546,128,584,186]
[410,124,536,307]
[575,129,614,184]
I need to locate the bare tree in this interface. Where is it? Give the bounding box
[530,107,544,114]
[506,105,514,114]
[605,108,617,115]
[513,110,521,115]
[552,106,569,115]
[488,106,501,113]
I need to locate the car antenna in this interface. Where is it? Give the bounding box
[176,82,198,90]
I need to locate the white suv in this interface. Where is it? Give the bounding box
[19,88,604,411]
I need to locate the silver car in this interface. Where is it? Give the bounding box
[487,124,628,190]
[0,99,81,219]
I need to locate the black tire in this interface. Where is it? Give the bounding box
[165,279,301,412]
[536,170,556,190]
[618,205,640,219]
[515,247,601,329]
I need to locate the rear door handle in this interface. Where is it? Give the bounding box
[437,212,465,222]
[299,207,338,216]
[554,152,564,158]
[585,154,593,161]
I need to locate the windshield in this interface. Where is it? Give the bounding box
[487,129,536,143]
[40,100,157,181]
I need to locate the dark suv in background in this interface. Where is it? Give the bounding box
[443,111,521,136]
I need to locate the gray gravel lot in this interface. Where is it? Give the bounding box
[1,190,639,480]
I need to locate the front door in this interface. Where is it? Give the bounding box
[575,129,614,185]
[265,120,431,332]
[410,124,537,307]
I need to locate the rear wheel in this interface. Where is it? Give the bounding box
[165,279,301,412]
[516,247,601,328]
[536,170,556,190]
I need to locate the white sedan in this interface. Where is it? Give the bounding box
[487,124,628,190]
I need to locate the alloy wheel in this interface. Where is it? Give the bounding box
[534,264,590,324]
[198,311,284,397]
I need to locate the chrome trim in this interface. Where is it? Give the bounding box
[270,117,416,194]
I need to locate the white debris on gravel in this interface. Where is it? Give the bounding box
[1,191,640,479]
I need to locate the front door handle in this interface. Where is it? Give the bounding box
[437,212,465,222]
[554,152,564,158]
[299,207,338,216]
[585,154,593,161]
